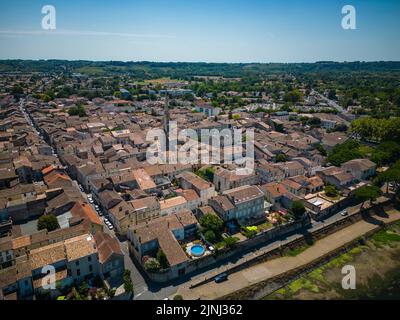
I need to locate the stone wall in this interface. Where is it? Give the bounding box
[144,216,311,283]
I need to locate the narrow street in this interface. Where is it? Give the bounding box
[19,99,157,299]
[17,97,388,301]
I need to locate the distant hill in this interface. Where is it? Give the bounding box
[1,60,400,79]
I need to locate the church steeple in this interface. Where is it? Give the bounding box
[163,94,170,152]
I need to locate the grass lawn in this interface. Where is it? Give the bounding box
[265,244,368,300]
[264,226,400,300]
[308,268,329,285]
[257,221,273,231]
[215,241,226,250]
[371,229,400,246]
[288,278,320,294]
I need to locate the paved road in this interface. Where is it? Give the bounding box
[120,198,369,300]
[178,208,400,300]
[20,99,157,299]
[18,98,385,300]
[312,89,344,113]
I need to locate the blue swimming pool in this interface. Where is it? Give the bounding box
[190,244,205,257]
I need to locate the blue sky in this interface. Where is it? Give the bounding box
[0,0,399,62]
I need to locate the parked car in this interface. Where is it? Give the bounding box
[214,273,228,283]
[340,210,348,216]
[107,224,114,230]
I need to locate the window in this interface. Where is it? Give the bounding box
[89,265,93,272]
[75,261,80,266]
[77,269,81,276]
[88,256,92,262]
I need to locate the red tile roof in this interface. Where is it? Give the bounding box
[71,202,102,226]
[41,165,55,176]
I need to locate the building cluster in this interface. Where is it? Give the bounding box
[0,94,123,299]
[0,73,378,296]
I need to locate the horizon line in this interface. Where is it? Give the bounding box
[1,59,400,64]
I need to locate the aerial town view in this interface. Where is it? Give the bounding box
[1,0,400,310]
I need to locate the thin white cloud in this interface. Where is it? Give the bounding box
[0,29,175,39]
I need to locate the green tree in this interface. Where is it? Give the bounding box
[195,167,215,182]
[315,143,327,156]
[37,214,60,231]
[156,250,169,269]
[68,105,87,117]
[123,270,134,295]
[204,230,217,243]
[173,294,183,300]
[284,89,303,105]
[374,167,400,194]
[289,201,306,220]
[223,236,239,248]
[327,140,363,166]
[199,214,224,234]
[79,282,89,296]
[333,123,348,132]
[371,141,400,166]
[144,258,160,273]
[242,227,257,239]
[71,287,83,300]
[355,185,383,209]
[350,117,400,143]
[325,185,339,198]
[276,154,288,163]
[11,84,24,96]
[40,94,52,102]
[107,288,116,299]
[328,89,337,100]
